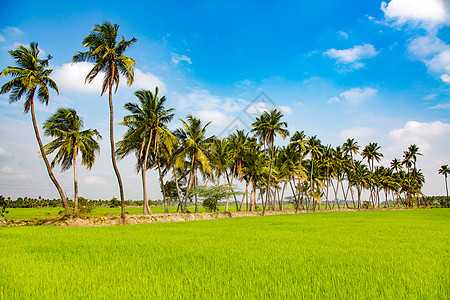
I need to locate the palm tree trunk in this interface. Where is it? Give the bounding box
[290,180,300,213]
[30,100,69,213]
[445,175,449,208]
[263,144,275,216]
[142,132,153,215]
[73,144,78,215]
[239,180,249,211]
[173,167,183,212]
[280,182,286,211]
[184,153,196,213]
[108,87,125,219]
[194,174,199,213]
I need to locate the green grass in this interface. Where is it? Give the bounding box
[0,209,448,299]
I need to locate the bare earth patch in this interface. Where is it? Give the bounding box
[0,207,415,227]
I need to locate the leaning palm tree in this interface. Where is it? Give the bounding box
[438,165,449,207]
[251,109,289,215]
[73,22,137,219]
[43,108,101,215]
[0,43,70,213]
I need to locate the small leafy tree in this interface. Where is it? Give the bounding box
[0,196,10,219]
[192,184,241,212]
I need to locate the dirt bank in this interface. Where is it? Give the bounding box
[1,207,412,227]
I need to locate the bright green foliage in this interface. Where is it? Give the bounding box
[0,210,448,299]
[0,196,9,218]
[192,184,242,211]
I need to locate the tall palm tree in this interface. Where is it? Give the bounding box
[1,43,70,213]
[438,165,449,207]
[362,142,383,205]
[73,22,137,219]
[43,108,101,214]
[306,135,322,211]
[117,88,175,214]
[174,115,215,213]
[290,131,309,209]
[251,109,289,215]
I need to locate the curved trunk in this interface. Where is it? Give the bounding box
[31,100,69,213]
[263,144,275,216]
[183,152,196,213]
[73,144,78,215]
[142,131,153,214]
[155,132,168,213]
[108,87,125,219]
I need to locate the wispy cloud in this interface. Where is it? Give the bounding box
[171,52,192,65]
[408,35,450,84]
[329,87,378,105]
[2,26,24,36]
[324,44,379,69]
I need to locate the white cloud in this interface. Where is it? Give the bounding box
[339,127,375,140]
[279,105,293,114]
[389,120,450,154]
[441,74,450,83]
[196,110,233,127]
[245,102,271,116]
[53,62,104,94]
[132,69,166,93]
[83,176,107,185]
[325,44,379,65]
[171,52,192,65]
[2,26,24,36]
[0,147,11,157]
[0,34,5,42]
[327,96,340,104]
[338,87,378,105]
[53,62,166,94]
[408,36,450,83]
[381,0,449,28]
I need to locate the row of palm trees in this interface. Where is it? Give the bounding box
[115,87,428,215]
[0,22,441,217]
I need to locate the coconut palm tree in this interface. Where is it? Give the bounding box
[438,165,449,207]
[73,22,137,219]
[43,108,101,214]
[362,142,383,205]
[0,43,70,213]
[306,135,322,211]
[251,109,289,215]
[174,115,215,213]
[117,88,175,214]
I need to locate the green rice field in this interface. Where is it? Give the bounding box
[0,209,448,299]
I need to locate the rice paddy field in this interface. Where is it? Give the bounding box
[0,209,448,299]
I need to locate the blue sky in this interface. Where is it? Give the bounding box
[0,0,449,200]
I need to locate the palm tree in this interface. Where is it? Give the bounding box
[1,43,70,213]
[43,108,101,215]
[306,135,322,211]
[251,109,289,215]
[438,165,449,207]
[117,88,175,214]
[174,115,215,213]
[362,142,383,205]
[73,22,137,219]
